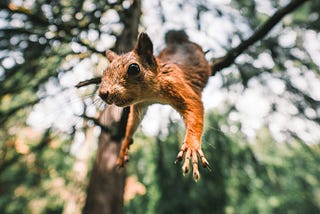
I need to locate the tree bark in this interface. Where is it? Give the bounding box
[83,106,128,214]
[83,1,141,213]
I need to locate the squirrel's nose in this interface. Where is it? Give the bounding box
[99,90,109,101]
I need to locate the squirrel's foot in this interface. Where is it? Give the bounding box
[175,144,211,181]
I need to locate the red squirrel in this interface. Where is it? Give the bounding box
[98,30,211,181]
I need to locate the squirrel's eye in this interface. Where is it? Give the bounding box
[127,63,140,76]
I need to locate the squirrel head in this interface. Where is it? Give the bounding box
[98,33,158,107]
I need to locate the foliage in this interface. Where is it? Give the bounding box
[0,131,75,213]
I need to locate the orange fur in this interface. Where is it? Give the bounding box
[99,30,211,181]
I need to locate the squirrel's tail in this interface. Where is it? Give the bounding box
[165,30,189,44]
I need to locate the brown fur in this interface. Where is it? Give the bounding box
[99,31,211,180]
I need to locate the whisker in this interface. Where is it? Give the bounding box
[205,125,226,135]
[205,142,216,150]
[93,97,102,106]
[98,101,106,111]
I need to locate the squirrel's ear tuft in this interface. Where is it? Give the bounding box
[105,50,118,62]
[134,33,156,67]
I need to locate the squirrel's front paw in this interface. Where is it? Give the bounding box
[116,157,124,167]
[116,138,133,167]
[175,143,211,181]
[116,148,130,167]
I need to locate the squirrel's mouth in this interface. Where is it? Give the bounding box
[99,90,134,107]
[101,97,133,107]
[113,98,134,107]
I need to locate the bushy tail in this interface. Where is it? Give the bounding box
[165,30,189,44]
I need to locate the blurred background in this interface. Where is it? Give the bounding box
[1,0,320,213]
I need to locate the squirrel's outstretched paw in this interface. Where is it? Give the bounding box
[175,144,210,181]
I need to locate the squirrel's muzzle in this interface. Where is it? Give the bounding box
[99,89,112,104]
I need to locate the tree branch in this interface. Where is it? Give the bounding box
[79,114,111,134]
[211,0,310,75]
[79,111,131,142]
[283,78,320,111]
[0,98,43,125]
[0,2,49,26]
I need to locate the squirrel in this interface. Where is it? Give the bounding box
[98,30,211,181]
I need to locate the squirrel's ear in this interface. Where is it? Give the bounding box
[134,33,156,67]
[105,50,118,62]
[135,33,153,56]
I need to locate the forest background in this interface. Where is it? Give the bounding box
[1,0,320,213]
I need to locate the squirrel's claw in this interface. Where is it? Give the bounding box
[197,149,211,171]
[124,148,130,163]
[175,144,186,163]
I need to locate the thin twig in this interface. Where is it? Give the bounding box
[79,114,111,133]
[75,77,102,88]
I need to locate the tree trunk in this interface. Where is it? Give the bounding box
[83,106,128,214]
[83,1,141,213]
